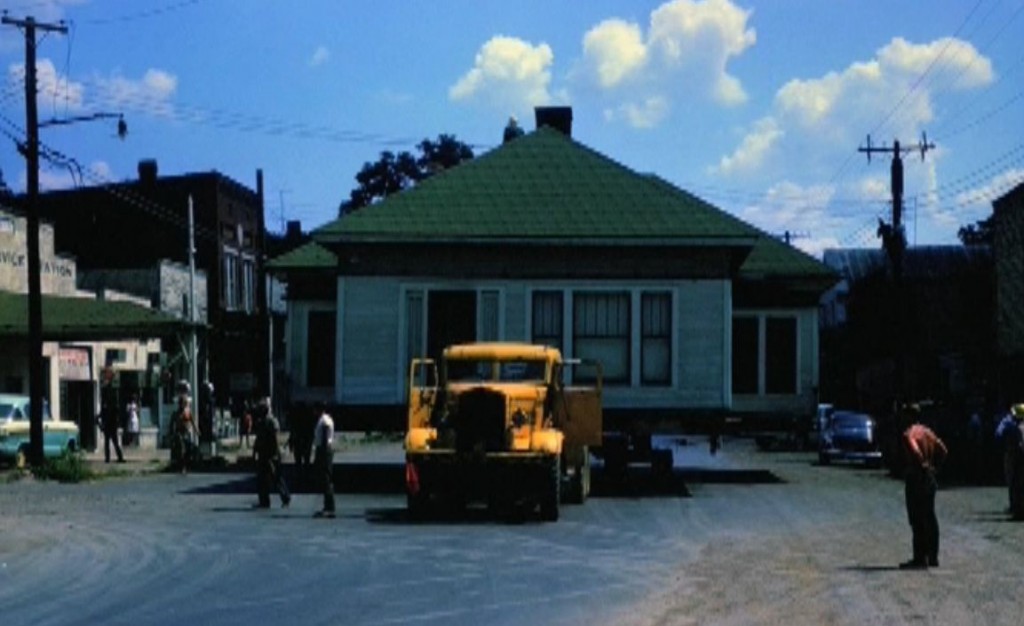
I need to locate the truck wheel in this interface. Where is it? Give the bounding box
[540,456,560,521]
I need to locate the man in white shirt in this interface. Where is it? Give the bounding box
[313,402,336,518]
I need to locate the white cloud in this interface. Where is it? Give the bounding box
[582,19,647,88]
[309,46,330,67]
[715,117,782,175]
[740,181,835,229]
[879,37,993,90]
[9,58,84,110]
[580,0,755,114]
[717,35,994,185]
[774,37,992,139]
[94,69,178,117]
[736,181,847,258]
[604,96,669,129]
[449,36,554,113]
[648,0,755,105]
[951,168,1024,217]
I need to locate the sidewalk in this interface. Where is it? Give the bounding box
[82,432,405,476]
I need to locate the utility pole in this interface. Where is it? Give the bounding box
[857,132,935,407]
[858,133,935,282]
[188,195,200,456]
[2,14,68,466]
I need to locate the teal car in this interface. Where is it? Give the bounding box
[0,394,80,468]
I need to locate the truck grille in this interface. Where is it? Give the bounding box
[454,388,507,453]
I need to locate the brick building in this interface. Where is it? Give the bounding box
[33,160,268,413]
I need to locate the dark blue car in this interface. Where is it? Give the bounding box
[818,411,882,467]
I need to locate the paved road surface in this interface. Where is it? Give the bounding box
[0,437,1020,625]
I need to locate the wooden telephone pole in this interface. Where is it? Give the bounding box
[857,132,935,405]
[2,14,68,466]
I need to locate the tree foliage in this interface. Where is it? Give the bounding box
[339,134,474,215]
[958,215,994,246]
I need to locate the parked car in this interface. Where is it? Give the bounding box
[0,394,80,468]
[818,410,882,467]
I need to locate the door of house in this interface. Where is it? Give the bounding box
[427,290,477,360]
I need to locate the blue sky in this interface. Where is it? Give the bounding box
[0,0,1021,257]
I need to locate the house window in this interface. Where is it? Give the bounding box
[532,290,563,351]
[732,317,759,394]
[765,317,797,394]
[223,251,239,310]
[306,310,336,388]
[641,292,671,386]
[241,258,256,313]
[479,290,500,341]
[573,292,629,384]
[732,315,799,395]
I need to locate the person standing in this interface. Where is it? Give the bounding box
[312,402,336,518]
[995,404,1024,516]
[899,405,948,569]
[126,395,141,448]
[100,394,124,463]
[253,398,290,509]
[170,391,198,474]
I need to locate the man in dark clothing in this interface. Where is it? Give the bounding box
[899,405,948,569]
[253,398,290,509]
[100,395,124,463]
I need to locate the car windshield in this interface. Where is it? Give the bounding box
[447,359,547,383]
[832,414,869,429]
[0,403,15,419]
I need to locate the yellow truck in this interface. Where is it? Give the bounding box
[405,342,602,521]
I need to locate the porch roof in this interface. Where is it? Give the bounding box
[0,291,195,340]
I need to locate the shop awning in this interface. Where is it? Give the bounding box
[0,291,198,340]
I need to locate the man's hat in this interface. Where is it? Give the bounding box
[1012,403,1024,419]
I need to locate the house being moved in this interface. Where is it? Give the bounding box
[271,108,837,432]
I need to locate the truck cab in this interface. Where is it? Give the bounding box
[405,342,602,520]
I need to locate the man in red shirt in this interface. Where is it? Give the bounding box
[899,405,948,569]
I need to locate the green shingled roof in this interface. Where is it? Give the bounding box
[267,241,337,270]
[312,126,833,280]
[0,291,193,340]
[316,127,758,242]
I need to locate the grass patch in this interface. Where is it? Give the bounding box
[31,450,96,483]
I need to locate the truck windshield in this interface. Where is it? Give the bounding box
[447,359,547,383]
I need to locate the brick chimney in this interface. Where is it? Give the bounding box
[534,106,572,137]
[138,159,158,185]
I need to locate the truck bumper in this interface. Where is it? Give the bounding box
[406,450,555,504]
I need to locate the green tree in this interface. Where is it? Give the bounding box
[958,215,993,246]
[339,134,474,215]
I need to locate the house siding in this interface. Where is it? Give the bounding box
[338,277,400,404]
[326,276,746,419]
